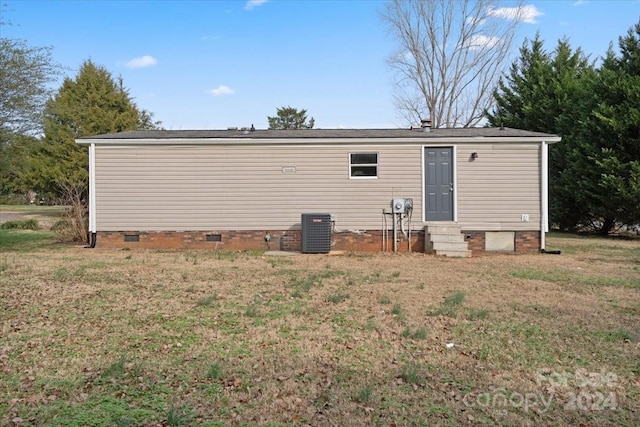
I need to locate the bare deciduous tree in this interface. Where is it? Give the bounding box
[56,182,88,243]
[0,38,60,135]
[382,0,531,128]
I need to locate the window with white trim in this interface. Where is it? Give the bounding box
[349,152,378,178]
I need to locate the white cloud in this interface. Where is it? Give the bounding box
[244,0,268,11]
[467,35,501,50]
[208,85,235,96]
[573,0,588,6]
[125,55,158,68]
[489,4,543,24]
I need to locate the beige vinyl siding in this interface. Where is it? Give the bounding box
[456,144,541,231]
[95,144,423,231]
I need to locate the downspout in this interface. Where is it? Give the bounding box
[85,143,97,248]
[540,141,548,251]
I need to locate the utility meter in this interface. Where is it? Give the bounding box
[392,198,406,214]
[404,198,413,212]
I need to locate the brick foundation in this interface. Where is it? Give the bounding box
[96,229,538,254]
[96,229,424,253]
[98,230,270,250]
[332,230,424,253]
[462,230,540,255]
[462,230,485,253]
[514,231,541,253]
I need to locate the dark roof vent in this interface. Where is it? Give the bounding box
[421,118,432,132]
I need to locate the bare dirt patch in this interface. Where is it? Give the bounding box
[1,234,638,426]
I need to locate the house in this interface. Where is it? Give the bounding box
[76,125,561,256]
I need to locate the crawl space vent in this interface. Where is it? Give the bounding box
[301,213,332,254]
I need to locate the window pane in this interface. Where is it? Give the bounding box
[351,153,377,164]
[351,165,377,177]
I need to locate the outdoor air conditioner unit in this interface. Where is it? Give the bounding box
[301,213,332,253]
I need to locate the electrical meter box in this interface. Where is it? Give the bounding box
[392,198,406,214]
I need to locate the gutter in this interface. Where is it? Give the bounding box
[76,136,563,147]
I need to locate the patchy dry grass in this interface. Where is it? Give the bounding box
[0,231,639,426]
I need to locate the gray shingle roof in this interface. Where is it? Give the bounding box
[79,127,559,140]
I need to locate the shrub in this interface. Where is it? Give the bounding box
[1,219,39,230]
[51,185,88,243]
[51,219,69,231]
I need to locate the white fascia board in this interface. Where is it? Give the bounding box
[75,136,562,146]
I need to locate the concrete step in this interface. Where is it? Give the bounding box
[429,233,466,243]
[431,241,470,252]
[424,224,471,257]
[436,249,472,258]
[425,237,466,251]
[426,227,462,235]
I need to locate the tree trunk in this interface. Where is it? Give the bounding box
[598,218,615,235]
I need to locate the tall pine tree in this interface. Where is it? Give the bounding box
[32,60,160,201]
[490,22,640,234]
[572,21,640,232]
[487,35,596,231]
[487,33,555,132]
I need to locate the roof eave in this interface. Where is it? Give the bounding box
[76,136,562,146]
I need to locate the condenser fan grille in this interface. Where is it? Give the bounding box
[301,213,332,253]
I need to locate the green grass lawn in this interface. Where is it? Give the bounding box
[0,231,638,426]
[0,229,57,252]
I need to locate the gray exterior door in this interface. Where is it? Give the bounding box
[424,147,454,221]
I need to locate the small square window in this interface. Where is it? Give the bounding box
[350,152,378,179]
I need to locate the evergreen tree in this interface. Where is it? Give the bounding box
[487,35,597,231]
[267,106,315,130]
[572,21,640,233]
[32,60,160,201]
[0,130,39,201]
[487,34,553,132]
[490,22,640,234]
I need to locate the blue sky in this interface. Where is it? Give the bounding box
[2,0,639,130]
